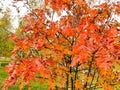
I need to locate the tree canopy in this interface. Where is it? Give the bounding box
[2,0,120,90]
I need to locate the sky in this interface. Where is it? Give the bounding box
[0,0,120,32]
[0,0,28,16]
[0,0,28,31]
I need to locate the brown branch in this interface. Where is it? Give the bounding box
[89,69,96,89]
[84,49,98,88]
[58,32,71,44]
[45,35,53,45]
[74,64,80,81]
[65,61,69,90]
[70,67,74,90]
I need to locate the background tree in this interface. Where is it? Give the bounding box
[2,0,120,90]
[0,10,14,57]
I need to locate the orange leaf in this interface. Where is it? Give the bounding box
[106,27,118,37]
[63,27,76,36]
[75,0,85,5]
[89,9,98,18]
[104,83,114,90]
[75,79,82,89]
[88,24,98,33]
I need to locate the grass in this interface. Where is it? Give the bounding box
[0,66,8,85]
[7,82,48,90]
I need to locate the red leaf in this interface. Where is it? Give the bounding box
[63,27,76,36]
[33,40,44,50]
[70,56,80,67]
[106,27,118,37]
[88,24,99,33]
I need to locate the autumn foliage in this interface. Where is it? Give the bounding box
[2,0,120,90]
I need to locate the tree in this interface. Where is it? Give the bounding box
[2,0,120,90]
[0,10,14,57]
[26,0,44,9]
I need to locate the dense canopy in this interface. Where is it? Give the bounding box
[2,0,120,90]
